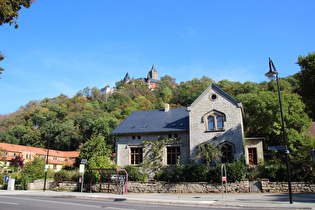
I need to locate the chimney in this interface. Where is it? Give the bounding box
[164,103,170,112]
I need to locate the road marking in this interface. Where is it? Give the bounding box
[0,196,102,208]
[0,196,138,210]
[0,201,19,205]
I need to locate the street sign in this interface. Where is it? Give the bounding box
[222,176,226,182]
[79,164,85,173]
[81,159,87,164]
[4,175,10,182]
[44,164,49,172]
[268,146,286,150]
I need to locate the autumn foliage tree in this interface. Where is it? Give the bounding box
[0,0,35,28]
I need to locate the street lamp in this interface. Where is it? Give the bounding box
[34,119,52,192]
[265,57,293,204]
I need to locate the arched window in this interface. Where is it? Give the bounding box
[205,111,225,131]
[207,116,214,130]
[217,116,223,129]
[221,144,233,163]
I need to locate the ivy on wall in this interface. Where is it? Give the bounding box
[141,137,179,175]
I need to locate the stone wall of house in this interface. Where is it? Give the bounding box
[116,131,190,167]
[188,85,245,163]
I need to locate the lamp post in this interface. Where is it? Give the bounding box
[34,119,52,192]
[265,57,293,204]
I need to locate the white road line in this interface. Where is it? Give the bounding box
[0,196,101,208]
[0,196,138,210]
[0,201,19,205]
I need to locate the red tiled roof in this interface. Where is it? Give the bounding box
[0,142,80,164]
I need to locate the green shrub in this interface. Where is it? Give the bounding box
[124,165,147,181]
[211,159,247,182]
[54,169,80,182]
[154,166,182,182]
[20,157,45,181]
[181,164,209,182]
[256,160,286,182]
[19,174,30,190]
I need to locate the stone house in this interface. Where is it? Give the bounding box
[111,83,263,167]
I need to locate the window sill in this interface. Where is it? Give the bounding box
[205,129,225,133]
[130,164,142,167]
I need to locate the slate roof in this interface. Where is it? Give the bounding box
[110,107,189,135]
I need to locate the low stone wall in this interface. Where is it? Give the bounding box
[27,180,54,190]
[27,179,315,193]
[127,180,249,193]
[57,181,79,191]
[261,179,315,193]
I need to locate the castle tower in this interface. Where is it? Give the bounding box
[148,64,158,80]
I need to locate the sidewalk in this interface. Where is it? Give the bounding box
[0,190,314,209]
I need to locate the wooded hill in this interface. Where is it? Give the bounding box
[0,52,314,181]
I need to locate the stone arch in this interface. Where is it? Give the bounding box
[219,141,235,163]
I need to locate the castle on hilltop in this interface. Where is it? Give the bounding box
[101,65,159,95]
[115,64,159,90]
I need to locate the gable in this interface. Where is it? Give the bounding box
[189,83,240,109]
[110,108,189,135]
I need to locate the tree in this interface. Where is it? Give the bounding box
[91,114,119,149]
[0,147,7,170]
[172,76,213,106]
[238,90,313,173]
[0,51,4,78]
[11,155,24,170]
[76,87,91,98]
[20,156,45,180]
[0,0,35,28]
[79,134,114,182]
[154,75,177,103]
[297,52,315,120]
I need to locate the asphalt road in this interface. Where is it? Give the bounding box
[0,195,248,210]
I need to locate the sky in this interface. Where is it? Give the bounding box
[0,0,314,115]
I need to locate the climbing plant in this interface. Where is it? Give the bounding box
[194,141,221,166]
[141,137,179,177]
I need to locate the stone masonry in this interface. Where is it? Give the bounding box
[27,179,315,193]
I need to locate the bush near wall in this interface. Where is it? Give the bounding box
[124,165,147,181]
[155,159,247,183]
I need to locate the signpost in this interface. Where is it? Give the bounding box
[221,164,227,199]
[268,146,286,150]
[80,159,87,193]
[309,149,315,164]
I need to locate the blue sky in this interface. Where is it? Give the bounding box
[1,0,314,115]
